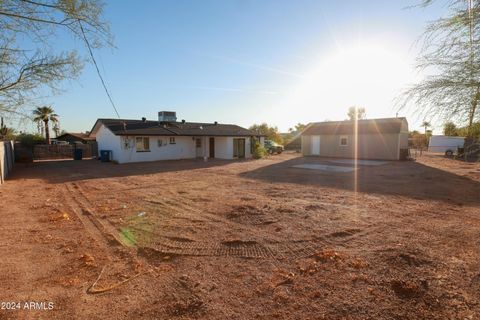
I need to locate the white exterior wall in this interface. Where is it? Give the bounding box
[96,125,123,162]
[122,136,196,163]
[95,125,253,163]
[213,137,230,159]
[96,125,195,163]
[211,136,252,159]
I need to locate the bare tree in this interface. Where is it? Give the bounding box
[0,0,112,117]
[399,0,480,137]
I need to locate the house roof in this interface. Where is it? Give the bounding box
[91,118,261,137]
[56,132,95,141]
[302,117,408,135]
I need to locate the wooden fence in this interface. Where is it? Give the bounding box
[0,141,14,185]
[32,143,98,160]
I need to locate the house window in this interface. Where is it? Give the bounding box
[340,136,348,146]
[122,137,132,149]
[158,139,163,147]
[195,138,202,148]
[169,137,176,144]
[136,137,150,152]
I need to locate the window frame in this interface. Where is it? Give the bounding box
[135,136,150,152]
[169,137,176,144]
[339,135,348,147]
[122,137,132,150]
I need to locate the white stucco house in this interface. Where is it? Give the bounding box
[89,111,264,164]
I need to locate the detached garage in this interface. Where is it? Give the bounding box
[301,117,409,160]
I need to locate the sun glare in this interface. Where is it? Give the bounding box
[285,42,415,122]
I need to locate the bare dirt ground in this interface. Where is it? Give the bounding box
[0,152,479,319]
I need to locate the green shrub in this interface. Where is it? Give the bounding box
[17,133,45,148]
[252,141,267,159]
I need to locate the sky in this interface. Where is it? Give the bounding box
[16,0,448,134]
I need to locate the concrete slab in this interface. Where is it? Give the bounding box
[327,159,388,166]
[292,164,357,172]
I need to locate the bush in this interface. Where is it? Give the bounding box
[16,133,45,148]
[252,141,267,159]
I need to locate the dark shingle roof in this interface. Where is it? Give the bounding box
[96,119,259,137]
[302,118,407,135]
[57,132,95,141]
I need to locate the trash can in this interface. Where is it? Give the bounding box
[100,150,112,162]
[73,149,83,160]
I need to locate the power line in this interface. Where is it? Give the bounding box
[78,20,121,119]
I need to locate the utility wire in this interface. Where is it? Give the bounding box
[78,20,121,119]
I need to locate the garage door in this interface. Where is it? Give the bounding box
[311,136,320,155]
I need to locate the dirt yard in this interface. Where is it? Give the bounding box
[0,152,479,319]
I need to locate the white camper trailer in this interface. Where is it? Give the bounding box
[428,135,465,156]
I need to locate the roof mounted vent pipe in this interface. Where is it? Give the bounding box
[214,121,218,125]
[182,119,185,124]
[141,117,146,122]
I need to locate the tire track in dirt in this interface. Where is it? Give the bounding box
[62,183,129,249]
[70,181,322,261]
[128,224,319,260]
[149,239,318,260]
[139,191,322,260]
[58,184,114,248]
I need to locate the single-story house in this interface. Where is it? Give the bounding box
[89,111,264,164]
[56,132,95,144]
[301,117,409,160]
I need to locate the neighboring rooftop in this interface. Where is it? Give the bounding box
[302,117,408,135]
[56,132,95,141]
[90,118,261,137]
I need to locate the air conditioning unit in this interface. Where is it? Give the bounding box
[158,111,177,123]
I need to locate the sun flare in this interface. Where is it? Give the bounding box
[284,42,416,123]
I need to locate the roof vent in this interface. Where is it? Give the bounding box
[141,117,146,122]
[181,119,186,124]
[214,121,218,125]
[199,126,203,130]
[158,111,177,123]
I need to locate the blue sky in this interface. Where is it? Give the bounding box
[20,0,447,134]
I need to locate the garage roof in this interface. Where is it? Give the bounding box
[302,117,407,135]
[91,118,260,137]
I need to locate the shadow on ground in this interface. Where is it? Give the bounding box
[9,158,235,183]
[239,156,480,204]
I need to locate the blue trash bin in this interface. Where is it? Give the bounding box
[73,149,83,160]
[100,150,112,162]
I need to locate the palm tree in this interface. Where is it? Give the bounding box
[33,106,58,144]
[53,122,61,137]
[422,121,431,135]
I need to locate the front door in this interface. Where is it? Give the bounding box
[195,138,203,158]
[311,135,320,155]
[233,138,245,158]
[209,137,215,158]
